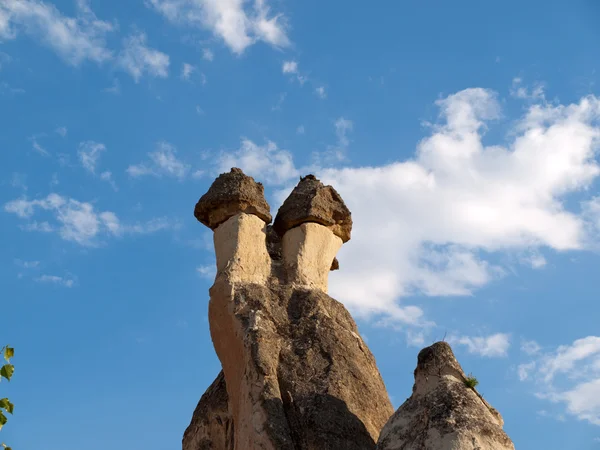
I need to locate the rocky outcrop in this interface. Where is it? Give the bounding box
[194,167,272,229]
[273,174,352,243]
[376,342,515,450]
[185,169,394,450]
[185,169,514,450]
[183,371,233,450]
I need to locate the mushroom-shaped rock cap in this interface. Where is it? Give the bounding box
[273,174,352,242]
[194,168,272,229]
[415,341,464,378]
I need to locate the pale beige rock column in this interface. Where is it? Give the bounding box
[274,174,352,292]
[193,168,281,450]
[377,342,515,450]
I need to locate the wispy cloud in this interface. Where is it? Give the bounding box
[271,92,286,111]
[510,77,546,101]
[78,141,106,174]
[202,48,214,61]
[146,0,289,54]
[181,62,195,80]
[196,264,216,279]
[315,86,326,99]
[31,138,49,156]
[35,274,75,288]
[448,333,511,357]
[55,126,67,137]
[127,141,190,179]
[282,60,307,85]
[118,31,170,82]
[4,193,175,246]
[14,259,40,269]
[78,141,117,190]
[520,336,600,426]
[0,0,115,65]
[217,139,298,185]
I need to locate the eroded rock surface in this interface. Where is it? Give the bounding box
[273,174,352,243]
[376,342,515,450]
[185,168,393,450]
[194,168,272,229]
[183,371,233,450]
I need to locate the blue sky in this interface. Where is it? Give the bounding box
[2,0,600,448]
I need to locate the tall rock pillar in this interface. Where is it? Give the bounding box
[184,169,394,450]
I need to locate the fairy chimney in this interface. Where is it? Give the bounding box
[376,342,515,450]
[184,168,394,450]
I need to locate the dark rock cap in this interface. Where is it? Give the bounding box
[414,341,463,379]
[273,174,352,242]
[194,168,272,229]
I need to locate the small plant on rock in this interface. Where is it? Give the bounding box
[464,373,479,389]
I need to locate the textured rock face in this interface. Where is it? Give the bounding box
[273,174,352,243]
[185,168,393,450]
[377,342,515,450]
[183,371,233,450]
[194,168,272,229]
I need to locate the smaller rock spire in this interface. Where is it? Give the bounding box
[377,341,515,450]
[194,167,272,229]
[273,174,352,243]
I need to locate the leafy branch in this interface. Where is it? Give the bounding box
[0,345,14,450]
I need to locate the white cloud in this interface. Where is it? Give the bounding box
[522,339,542,355]
[31,138,49,156]
[35,274,75,288]
[21,221,54,233]
[522,336,600,426]
[448,333,511,357]
[100,171,118,191]
[335,117,353,148]
[146,0,289,54]
[0,0,114,65]
[219,88,600,328]
[10,172,27,191]
[181,62,195,80]
[78,140,106,173]
[55,126,67,137]
[14,259,40,269]
[217,139,299,185]
[4,193,174,246]
[282,60,307,85]
[127,141,190,179]
[510,77,545,101]
[202,48,214,61]
[118,31,169,82]
[78,141,117,189]
[271,92,286,111]
[296,125,305,135]
[315,86,326,99]
[518,361,536,381]
[0,80,24,95]
[197,264,216,279]
[282,60,297,74]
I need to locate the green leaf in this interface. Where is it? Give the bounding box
[0,365,14,382]
[0,399,13,415]
[0,410,6,429]
[3,347,13,363]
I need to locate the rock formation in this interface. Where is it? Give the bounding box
[184,169,514,450]
[377,342,515,450]
[184,169,394,450]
